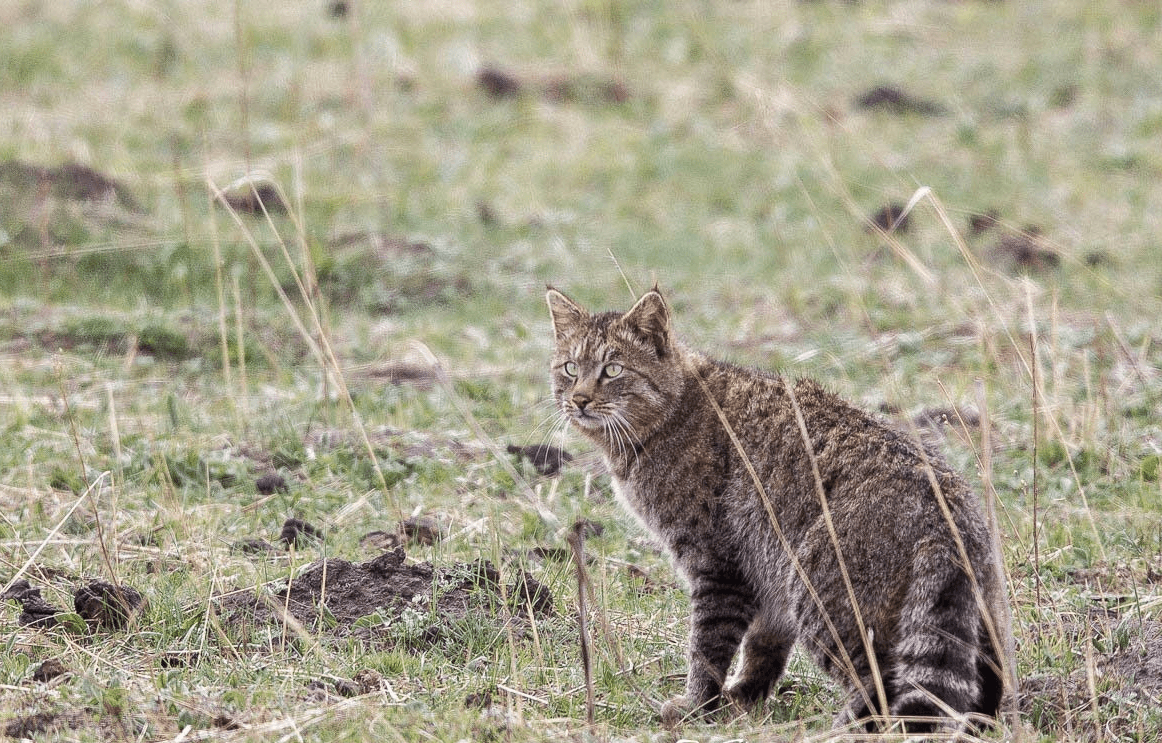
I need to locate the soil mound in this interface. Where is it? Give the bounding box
[217,548,553,645]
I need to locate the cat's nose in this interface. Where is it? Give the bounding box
[571,392,592,411]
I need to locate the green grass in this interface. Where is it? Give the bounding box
[2,0,1162,741]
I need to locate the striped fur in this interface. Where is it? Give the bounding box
[547,288,1010,732]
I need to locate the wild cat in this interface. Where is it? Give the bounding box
[545,287,1010,732]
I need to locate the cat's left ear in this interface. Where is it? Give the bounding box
[546,287,588,340]
[620,289,671,357]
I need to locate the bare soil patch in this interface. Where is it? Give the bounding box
[3,709,88,739]
[989,226,1061,272]
[1020,616,1162,740]
[476,66,629,105]
[506,444,573,476]
[866,202,911,234]
[0,160,140,211]
[854,85,944,116]
[216,547,553,645]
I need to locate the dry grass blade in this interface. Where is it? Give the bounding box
[207,175,400,519]
[410,340,558,526]
[3,476,102,593]
[567,521,596,729]
[784,380,890,724]
[686,361,875,719]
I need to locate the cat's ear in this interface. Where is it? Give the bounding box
[620,289,671,357]
[546,287,588,340]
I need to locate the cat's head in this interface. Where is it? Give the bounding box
[545,287,683,445]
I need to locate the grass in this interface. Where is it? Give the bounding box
[2,0,1162,740]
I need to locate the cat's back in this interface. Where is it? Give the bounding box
[691,358,986,540]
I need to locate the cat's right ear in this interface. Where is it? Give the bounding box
[546,287,588,340]
[619,289,671,357]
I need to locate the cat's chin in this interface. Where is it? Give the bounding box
[568,413,604,431]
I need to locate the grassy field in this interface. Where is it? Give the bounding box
[2,0,1161,740]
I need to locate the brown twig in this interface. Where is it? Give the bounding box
[566,520,596,730]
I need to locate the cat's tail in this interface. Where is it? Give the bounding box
[888,540,991,729]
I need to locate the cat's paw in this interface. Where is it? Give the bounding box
[660,694,724,726]
[660,696,693,727]
[722,677,774,711]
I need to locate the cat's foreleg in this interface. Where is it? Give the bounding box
[722,608,796,710]
[661,571,756,725]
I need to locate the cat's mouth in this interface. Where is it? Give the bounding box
[567,408,604,430]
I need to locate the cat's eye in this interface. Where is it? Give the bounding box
[563,361,579,377]
[603,363,623,378]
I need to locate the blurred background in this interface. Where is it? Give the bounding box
[2,1,1161,740]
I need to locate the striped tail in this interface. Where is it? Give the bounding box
[889,552,986,731]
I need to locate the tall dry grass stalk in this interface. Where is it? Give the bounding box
[973,380,1022,733]
[686,364,880,723]
[567,521,596,729]
[410,340,558,527]
[58,362,120,586]
[207,178,239,431]
[207,175,402,521]
[231,271,250,424]
[233,0,252,171]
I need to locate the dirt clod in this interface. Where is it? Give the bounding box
[476,66,629,105]
[361,530,404,552]
[157,651,200,668]
[625,564,664,595]
[233,538,279,554]
[525,546,573,563]
[1084,251,1111,268]
[0,159,141,211]
[280,518,323,548]
[357,530,404,553]
[31,658,69,683]
[867,202,911,234]
[855,85,944,116]
[510,571,555,618]
[4,711,60,739]
[359,362,437,388]
[990,226,1060,272]
[218,548,553,642]
[968,209,1000,237]
[333,678,361,697]
[399,516,442,546]
[353,668,385,694]
[212,714,241,730]
[256,473,288,494]
[573,518,605,539]
[220,183,287,215]
[465,689,495,709]
[507,444,573,476]
[2,579,62,628]
[73,581,145,631]
[477,67,523,98]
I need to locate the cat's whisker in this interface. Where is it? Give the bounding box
[601,415,627,465]
[609,411,642,466]
[526,404,567,444]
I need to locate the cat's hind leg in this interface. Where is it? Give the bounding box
[723,608,796,711]
[661,569,756,724]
